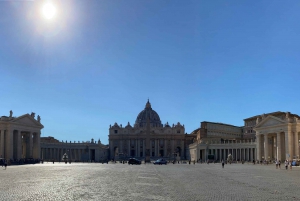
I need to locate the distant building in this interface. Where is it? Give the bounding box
[189,121,255,162]
[108,100,195,161]
[40,137,108,162]
[190,111,300,162]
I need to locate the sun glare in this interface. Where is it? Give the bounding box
[42,3,56,20]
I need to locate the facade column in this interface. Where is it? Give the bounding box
[6,129,13,160]
[288,131,293,160]
[250,148,253,161]
[150,139,152,157]
[135,140,138,157]
[256,134,261,161]
[143,139,145,157]
[254,145,257,161]
[264,134,269,161]
[164,139,167,157]
[157,139,160,157]
[33,132,41,159]
[154,140,157,157]
[109,140,113,160]
[49,148,52,160]
[276,132,281,161]
[0,130,4,157]
[171,139,175,157]
[158,139,160,157]
[128,140,130,157]
[284,131,289,160]
[181,140,184,159]
[295,132,299,159]
[17,130,22,160]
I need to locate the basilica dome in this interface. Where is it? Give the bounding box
[135,100,162,127]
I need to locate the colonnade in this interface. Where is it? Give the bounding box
[256,131,300,161]
[41,147,88,161]
[199,147,255,161]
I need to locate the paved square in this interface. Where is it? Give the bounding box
[0,162,300,200]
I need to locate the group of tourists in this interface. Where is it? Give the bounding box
[275,159,293,170]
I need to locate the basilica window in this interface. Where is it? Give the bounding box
[114,130,118,134]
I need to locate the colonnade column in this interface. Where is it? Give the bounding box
[264,134,269,161]
[6,129,13,160]
[288,131,293,160]
[17,131,22,160]
[294,132,299,158]
[0,130,4,157]
[276,132,281,161]
[33,132,41,159]
[256,134,261,161]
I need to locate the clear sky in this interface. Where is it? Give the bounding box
[1,0,300,144]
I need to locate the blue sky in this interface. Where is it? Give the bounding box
[1,0,300,144]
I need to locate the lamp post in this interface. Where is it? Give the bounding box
[62,153,68,164]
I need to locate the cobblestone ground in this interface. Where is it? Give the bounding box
[0,162,300,201]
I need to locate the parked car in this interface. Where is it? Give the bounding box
[153,158,167,165]
[128,158,141,165]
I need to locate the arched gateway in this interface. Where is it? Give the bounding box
[0,111,43,161]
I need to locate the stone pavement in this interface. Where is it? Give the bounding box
[0,162,300,201]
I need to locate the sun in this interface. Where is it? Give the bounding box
[42,2,57,20]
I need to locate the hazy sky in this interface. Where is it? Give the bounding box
[1,0,300,144]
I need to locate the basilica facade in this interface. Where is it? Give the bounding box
[108,100,195,161]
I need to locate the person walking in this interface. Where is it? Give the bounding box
[275,160,278,169]
[285,160,288,170]
[278,160,281,169]
[4,160,7,170]
[222,159,225,168]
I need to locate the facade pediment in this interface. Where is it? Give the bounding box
[12,114,44,128]
[255,115,285,129]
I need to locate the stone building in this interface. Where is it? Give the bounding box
[40,137,108,162]
[243,111,299,139]
[189,121,256,162]
[108,100,194,161]
[0,111,43,160]
[253,112,300,161]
